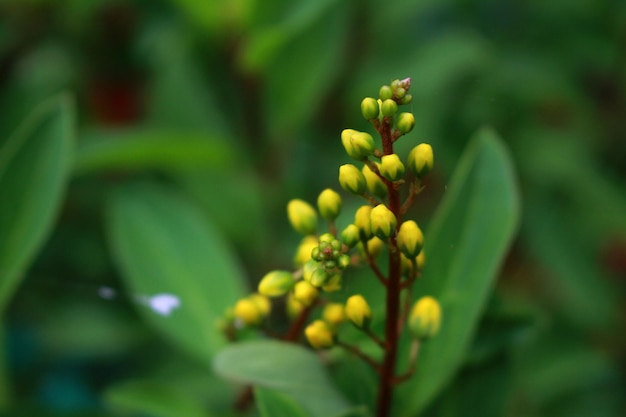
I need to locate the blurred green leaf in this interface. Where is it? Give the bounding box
[74,129,238,175]
[104,379,207,417]
[397,128,521,416]
[106,183,246,363]
[255,387,310,417]
[0,94,74,312]
[214,340,352,417]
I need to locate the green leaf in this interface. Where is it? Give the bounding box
[214,340,352,417]
[104,379,207,417]
[106,183,246,363]
[74,129,238,175]
[397,128,521,416]
[0,94,74,313]
[255,387,311,417]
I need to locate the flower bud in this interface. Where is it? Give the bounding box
[396,112,415,134]
[361,97,379,120]
[417,250,426,269]
[317,188,342,220]
[234,298,264,326]
[322,273,342,292]
[293,280,318,306]
[258,270,294,297]
[309,267,329,287]
[305,320,335,349]
[365,236,384,258]
[345,294,372,329]
[339,164,366,195]
[409,296,441,340]
[400,94,412,105]
[396,220,424,258]
[286,293,305,318]
[350,132,376,159]
[381,99,398,117]
[287,199,317,235]
[249,293,271,317]
[370,204,397,239]
[407,143,434,177]
[354,205,373,239]
[322,303,345,327]
[379,85,393,101]
[341,224,360,248]
[294,236,319,266]
[337,254,351,269]
[395,87,406,99]
[362,163,387,198]
[302,259,318,283]
[379,154,405,181]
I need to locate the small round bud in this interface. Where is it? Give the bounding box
[341,224,360,247]
[248,293,271,317]
[294,236,319,266]
[302,260,318,283]
[339,164,367,195]
[400,94,413,105]
[379,154,405,181]
[396,220,424,258]
[409,296,442,340]
[345,294,372,329]
[417,250,426,269]
[305,320,335,349]
[286,293,305,318]
[337,254,351,269]
[407,143,434,177]
[287,199,318,235]
[310,267,329,287]
[317,188,342,220]
[381,99,398,117]
[390,79,399,89]
[396,112,415,134]
[395,87,406,99]
[234,298,263,326]
[351,132,376,159]
[293,280,318,306]
[370,204,397,239]
[322,273,342,292]
[354,205,373,239]
[322,303,345,327]
[362,163,387,198]
[361,97,379,120]
[365,236,384,258]
[258,270,294,297]
[319,233,334,244]
[379,85,393,101]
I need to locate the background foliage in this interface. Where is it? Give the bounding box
[0,0,624,416]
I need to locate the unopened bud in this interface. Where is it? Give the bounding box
[396,220,424,258]
[286,293,305,318]
[379,85,393,101]
[341,224,360,248]
[381,99,398,117]
[293,280,318,306]
[354,205,373,239]
[294,236,319,266]
[362,163,387,198]
[258,270,294,297]
[302,260,318,283]
[322,303,345,327]
[396,112,415,134]
[305,320,335,349]
[407,143,434,177]
[345,294,372,329]
[337,254,351,269]
[234,298,263,326]
[409,296,441,340]
[365,236,384,258]
[400,94,412,105]
[351,132,376,159]
[361,97,379,120]
[309,267,329,287]
[370,204,397,239]
[287,199,317,235]
[322,273,342,292]
[379,154,405,181]
[339,164,366,195]
[317,188,342,220]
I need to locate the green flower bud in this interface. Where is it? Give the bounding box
[258,270,294,297]
[351,132,376,159]
[407,143,434,177]
[302,259,318,283]
[294,236,319,266]
[361,97,379,120]
[400,94,412,105]
[381,99,398,117]
[319,232,335,244]
[354,205,373,239]
[339,164,367,195]
[365,236,384,258]
[396,220,424,258]
[362,163,387,198]
[310,267,329,287]
[305,320,335,349]
[317,188,342,220]
[370,204,397,239]
[293,280,318,306]
[345,294,372,329]
[287,199,318,235]
[379,85,393,101]
[396,112,415,134]
[337,254,351,269]
[322,273,342,292]
[341,224,360,247]
[395,87,406,99]
[322,303,345,327]
[409,296,441,340]
[379,154,405,181]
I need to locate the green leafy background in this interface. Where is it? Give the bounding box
[0,1,624,416]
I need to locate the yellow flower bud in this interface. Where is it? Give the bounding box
[362,163,387,198]
[287,199,318,235]
[407,143,434,177]
[354,205,373,239]
[248,293,271,317]
[286,293,305,318]
[258,270,294,297]
[293,236,319,266]
[365,236,384,258]
[234,294,270,326]
[379,154,405,182]
[381,99,398,117]
[293,280,318,306]
[379,85,393,101]
[341,224,360,247]
[322,303,345,327]
[339,164,366,195]
[396,220,424,258]
[309,267,329,287]
[396,112,415,134]
[321,273,342,293]
[305,320,335,349]
[345,294,372,329]
[417,250,426,269]
[409,296,441,340]
[361,97,379,120]
[341,130,375,160]
[370,204,397,239]
[317,188,342,220]
[400,250,426,275]
[340,129,360,160]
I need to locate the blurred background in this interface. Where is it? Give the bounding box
[0,0,625,416]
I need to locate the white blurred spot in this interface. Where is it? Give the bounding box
[98,286,117,300]
[146,293,181,316]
